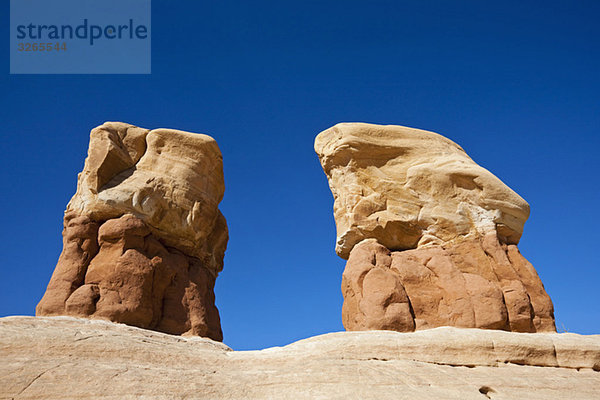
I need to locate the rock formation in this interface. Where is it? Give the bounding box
[36,122,227,340]
[315,123,555,333]
[2,316,599,399]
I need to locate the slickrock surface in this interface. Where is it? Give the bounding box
[2,316,599,399]
[315,123,555,333]
[36,122,227,340]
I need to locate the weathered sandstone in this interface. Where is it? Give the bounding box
[315,123,555,333]
[315,123,529,258]
[342,235,555,334]
[36,122,226,340]
[1,316,599,399]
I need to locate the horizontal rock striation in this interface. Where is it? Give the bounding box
[36,122,226,340]
[1,317,599,399]
[315,123,556,333]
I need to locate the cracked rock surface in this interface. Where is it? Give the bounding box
[36,122,227,340]
[1,316,599,399]
[315,123,555,333]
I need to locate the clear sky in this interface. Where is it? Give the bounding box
[1,1,598,350]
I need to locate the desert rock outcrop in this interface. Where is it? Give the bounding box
[315,123,555,333]
[36,122,226,340]
[2,316,599,399]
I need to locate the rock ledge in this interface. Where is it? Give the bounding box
[2,316,599,399]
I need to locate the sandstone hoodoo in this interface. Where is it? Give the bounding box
[36,122,227,340]
[315,123,555,333]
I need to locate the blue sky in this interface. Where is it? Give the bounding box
[1,1,598,350]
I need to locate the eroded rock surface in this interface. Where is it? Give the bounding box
[315,123,530,258]
[342,236,555,333]
[315,123,555,333]
[1,317,599,400]
[36,122,226,340]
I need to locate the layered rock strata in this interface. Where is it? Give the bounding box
[315,123,555,333]
[2,317,599,400]
[36,122,227,340]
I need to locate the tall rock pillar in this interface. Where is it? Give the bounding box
[315,123,555,333]
[37,122,228,341]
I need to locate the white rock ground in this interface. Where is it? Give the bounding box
[1,316,599,399]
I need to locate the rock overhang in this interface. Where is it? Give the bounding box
[315,122,530,259]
